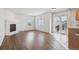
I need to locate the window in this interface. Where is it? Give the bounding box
[61,15,67,22]
[38,17,44,26]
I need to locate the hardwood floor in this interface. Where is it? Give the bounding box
[0,30,65,50]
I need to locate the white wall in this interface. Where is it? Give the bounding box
[35,12,51,32]
[0,9,6,46]
[5,10,19,35]
[16,15,35,31]
[0,18,5,46]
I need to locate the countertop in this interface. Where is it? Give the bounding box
[68,26,79,29]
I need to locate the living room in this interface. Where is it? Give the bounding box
[0,8,79,50]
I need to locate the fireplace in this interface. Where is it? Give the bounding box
[10,24,16,32]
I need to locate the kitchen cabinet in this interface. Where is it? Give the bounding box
[68,28,79,49]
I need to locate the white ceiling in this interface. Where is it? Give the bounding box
[4,8,68,16]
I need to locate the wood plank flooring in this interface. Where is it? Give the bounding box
[0,30,65,50]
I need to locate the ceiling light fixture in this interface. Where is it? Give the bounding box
[51,8,56,10]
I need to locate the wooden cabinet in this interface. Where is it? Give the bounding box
[76,10,79,21]
[68,28,79,49]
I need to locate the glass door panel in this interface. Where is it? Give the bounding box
[55,15,67,34]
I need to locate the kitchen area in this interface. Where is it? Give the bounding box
[68,9,79,50]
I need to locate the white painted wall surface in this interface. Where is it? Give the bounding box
[0,19,5,46]
[4,10,19,35]
[17,15,35,31]
[0,9,6,45]
[0,9,6,46]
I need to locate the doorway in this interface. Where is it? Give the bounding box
[52,12,68,49]
[55,15,67,34]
